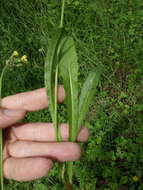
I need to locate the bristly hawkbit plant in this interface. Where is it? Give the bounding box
[59,37,102,189]
[44,0,66,142]
[44,0,102,189]
[0,51,28,190]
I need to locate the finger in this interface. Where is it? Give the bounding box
[1,86,65,111]
[0,109,26,128]
[7,141,81,162]
[8,123,89,142]
[4,157,52,181]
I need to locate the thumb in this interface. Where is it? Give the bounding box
[0,109,26,128]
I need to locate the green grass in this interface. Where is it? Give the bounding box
[0,0,143,189]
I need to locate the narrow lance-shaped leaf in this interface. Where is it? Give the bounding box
[59,36,78,142]
[78,65,102,132]
[59,36,78,186]
[44,29,64,141]
[44,29,63,121]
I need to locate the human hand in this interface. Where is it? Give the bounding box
[0,86,89,181]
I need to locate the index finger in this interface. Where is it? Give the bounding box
[1,86,65,111]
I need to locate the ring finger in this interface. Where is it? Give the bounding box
[4,157,52,181]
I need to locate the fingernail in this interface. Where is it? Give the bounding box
[3,109,24,116]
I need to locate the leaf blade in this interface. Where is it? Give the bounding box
[44,29,63,120]
[59,36,79,141]
[58,36,79,185]
[44,29,64,142]
[78,65,102,131]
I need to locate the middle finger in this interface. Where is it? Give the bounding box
[7,141,81,162]
[6,123,89,142]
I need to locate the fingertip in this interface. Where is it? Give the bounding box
[77,127,89,142]
[58,85,65,103]
[4,157,53,181]
[63,142,81,161]
[33,158,53,180]
[0,109,26,128]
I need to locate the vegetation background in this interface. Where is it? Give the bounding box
[0,0,143,189]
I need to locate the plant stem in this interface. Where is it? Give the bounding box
[60,0,66,28]
[0,65,8,99]
[64,164,74,190]
[0,129,4,190]
[54,65,60,141]
[66,183,73,190]
[0,64,8,190]
[67,162,73,185]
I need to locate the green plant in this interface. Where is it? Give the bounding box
[1,0,143,189]
[0,51,28,190]
[44,1,102,189]
[45,33,102,190]
[0,64,8,190]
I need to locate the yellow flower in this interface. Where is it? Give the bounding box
[12,51,19,57]
[21,55,28,64]
[132,176,139,182]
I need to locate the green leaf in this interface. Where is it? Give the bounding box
[44,29,63,120]
[44,29,63,141]
[59,36,78,185]
[59,36,78,142]
[78,65,102,130]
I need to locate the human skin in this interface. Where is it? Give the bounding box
[0,86,89,181]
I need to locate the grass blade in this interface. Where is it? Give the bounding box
[78,65,102,131]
